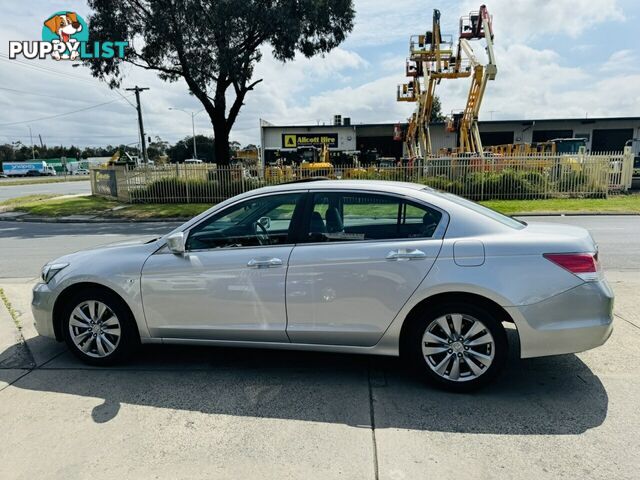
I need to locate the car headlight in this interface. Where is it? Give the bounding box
[41,263,69,283]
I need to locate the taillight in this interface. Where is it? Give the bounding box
[543,253,599,281]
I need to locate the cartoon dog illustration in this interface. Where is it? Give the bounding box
[43,12,83,60]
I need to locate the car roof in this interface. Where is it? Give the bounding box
[249,179,428,195]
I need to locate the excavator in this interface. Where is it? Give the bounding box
[397,5,497,159]
[299,143,334,177]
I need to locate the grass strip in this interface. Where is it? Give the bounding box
[0,288,21,332]
[0,176,89,186]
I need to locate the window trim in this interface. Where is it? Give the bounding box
[296,189,449,246]
[183,190,308,253]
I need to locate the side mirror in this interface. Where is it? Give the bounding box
[166,231,186,254]
[257,216,271,230]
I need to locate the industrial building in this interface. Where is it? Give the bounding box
[259,116,640,165]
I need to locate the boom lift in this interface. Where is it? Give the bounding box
[397,5,497,158]
[446,5,496,155]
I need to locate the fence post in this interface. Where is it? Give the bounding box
[621,146,634,191]
[480,155,485,201]
[186,165,191,203]
[121,165,130,203]
[604,157,609,199]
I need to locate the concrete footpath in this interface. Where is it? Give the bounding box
[1,272,639,479]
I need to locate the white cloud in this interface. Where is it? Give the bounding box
[469,44,640,120]
[600,49,639,72]
[460,0,624,42]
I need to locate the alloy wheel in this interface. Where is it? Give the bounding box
[421,313,495,382]
[68,300,122,358]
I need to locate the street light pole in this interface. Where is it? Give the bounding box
[169,107,205,160]
[28,125,35,160]
[191,112,197,159]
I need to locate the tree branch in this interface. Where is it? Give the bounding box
[246,79,263,91]
[125,0,152,17]
[126,55,182,76]
[227,79,262,128]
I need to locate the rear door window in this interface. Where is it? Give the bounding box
[305,192,443,242]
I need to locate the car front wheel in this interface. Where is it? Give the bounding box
[406,302,508,392]
[62,288,138,366]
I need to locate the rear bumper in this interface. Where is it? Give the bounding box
[506,279,614,358]
[31,282,57,339]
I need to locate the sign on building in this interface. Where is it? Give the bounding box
[281,133,338,149]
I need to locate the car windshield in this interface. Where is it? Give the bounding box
[425,189,526,229]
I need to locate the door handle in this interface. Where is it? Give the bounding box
[247,257,283,268]
[386,248,427,261]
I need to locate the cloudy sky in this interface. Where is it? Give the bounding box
[0,0,639,148]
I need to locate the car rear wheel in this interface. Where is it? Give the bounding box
[61,288,138,366]
[406,302,507,392]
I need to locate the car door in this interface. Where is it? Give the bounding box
[141,192,305,342]
[285,190,447,346]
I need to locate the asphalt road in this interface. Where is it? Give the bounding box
[519,214,640,271]
[0,215,637,279]
[0,220,179,279]
[0,180,91,202]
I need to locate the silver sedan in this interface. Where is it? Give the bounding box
[32,180,613,391]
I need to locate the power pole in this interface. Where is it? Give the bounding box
[126,86,150,164]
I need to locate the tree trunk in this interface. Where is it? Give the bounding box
[212,118,230,166]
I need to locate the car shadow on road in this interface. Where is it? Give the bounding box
[0,330,608,435]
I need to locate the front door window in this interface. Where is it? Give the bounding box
[187,193,303,250]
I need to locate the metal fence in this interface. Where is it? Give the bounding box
[91,148,634,204]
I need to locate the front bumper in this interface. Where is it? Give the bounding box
[31,282,57,339]
[506,279,614,358]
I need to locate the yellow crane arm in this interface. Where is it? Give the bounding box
[456,5,498,155]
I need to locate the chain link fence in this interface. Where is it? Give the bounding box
[91,148,634,204]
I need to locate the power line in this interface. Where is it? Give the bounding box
[0,95,135,127]
[113,88,137,108]
[0,54,107,88]
[0,86,110,103]
[0,54,136,108]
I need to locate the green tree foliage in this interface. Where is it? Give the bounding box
[167,135,216,163]
[0,143,144,165]
[0,143,104,162]
[147,136,170,162]
[229,141,242,153]
[430,96,445,123]
[83,0,355,165]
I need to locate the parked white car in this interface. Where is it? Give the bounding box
[73,168,90,175]
[32,180,613,391]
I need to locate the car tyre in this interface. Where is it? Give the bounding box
[61,288,139,366]
[405,302,508,392]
